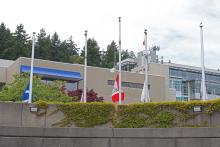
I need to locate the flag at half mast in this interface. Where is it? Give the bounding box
[22,83,30,102]
[112,73,124,103]
[141,81,150,102]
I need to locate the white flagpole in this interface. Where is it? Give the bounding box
[83,30,88,103]
[118,17,122,105]
[200,23,207,101]
[144,29,150,102]
[28,32,36,103]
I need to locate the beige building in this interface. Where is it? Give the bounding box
[1,56,220,103]
[0,57,174,103]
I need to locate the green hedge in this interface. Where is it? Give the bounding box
[53,102,114,127]
[35,99,220,128]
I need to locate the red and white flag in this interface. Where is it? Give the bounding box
[112,74,124,103]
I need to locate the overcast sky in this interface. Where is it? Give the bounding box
[0,0,220,69]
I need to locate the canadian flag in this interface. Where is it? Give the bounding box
[112,74,124,103]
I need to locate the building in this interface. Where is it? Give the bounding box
[0,57,170,103]
[115,58,137,72]
[132,49,220,101]
[131,61,220,101]
[1,53,220,103]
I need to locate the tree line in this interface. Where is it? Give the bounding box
[0,22,136,68]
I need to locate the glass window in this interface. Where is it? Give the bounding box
[41,79,78,91]
[65,82,78,91]
[107,80,145,89]
[108,80,114,86]
[170,67,220,99]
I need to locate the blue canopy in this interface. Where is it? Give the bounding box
[20,65,83,81]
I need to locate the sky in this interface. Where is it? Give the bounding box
[0,0,220,69]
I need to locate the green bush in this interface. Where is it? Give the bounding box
[0,73,72,102]
[114,103,175,128]
[30,99,220,128]
[3,89,220,128]
[113,99,220,128]
[54,102,114,127]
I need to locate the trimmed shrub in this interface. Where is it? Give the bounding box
[0,73,72,102]
[54,102,114,127]
[67,89,104,102]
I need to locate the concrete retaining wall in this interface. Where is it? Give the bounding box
[1,102,220,128]
[1,127,220,147]
[2,102,220,146]
[0,102,67,128]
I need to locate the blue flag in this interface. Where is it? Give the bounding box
[22,83,30,102]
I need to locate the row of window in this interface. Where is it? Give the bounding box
[116,63,138,71]
[176,96,188,101]
[170,68,220,83]
[170,78,220,100]
[41,79,78,91]
[189,81,220,96]
[107,80,148,89]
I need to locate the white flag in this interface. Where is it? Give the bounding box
[141,81,149,102]
[141,82,146,102]
[80,92,83,102]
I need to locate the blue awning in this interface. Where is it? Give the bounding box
[20,65,83,81]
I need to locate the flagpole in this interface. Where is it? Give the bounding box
[144,29,150,102]
[28,32,36,103]
[200,23,207,101]
[118,17,122,105]
[83,30,88,103]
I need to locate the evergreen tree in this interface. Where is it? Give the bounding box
[101,41,118,68]
[0,22,81,63]
[60,36,79,62]
[66,36,78,56]
[50,32,61,61]
[129,51,136,59]
[121,49,129,60]
[35,28,51,60]
[13,24,31,59]
[81,38,101,67]
[0,23,15,59]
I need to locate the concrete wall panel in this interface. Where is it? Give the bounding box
[210,113,220,127]
[176,138,220,147]
[6,58,20,83]
[45,104,67,128]
[0,67,7,83]
[43,138,109,147]
[43,128,113,138]
[111,138,176,147]
[21,103,45,127]
[0,102,22,126]
[0,137,43,147]
[1,127,220,147]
